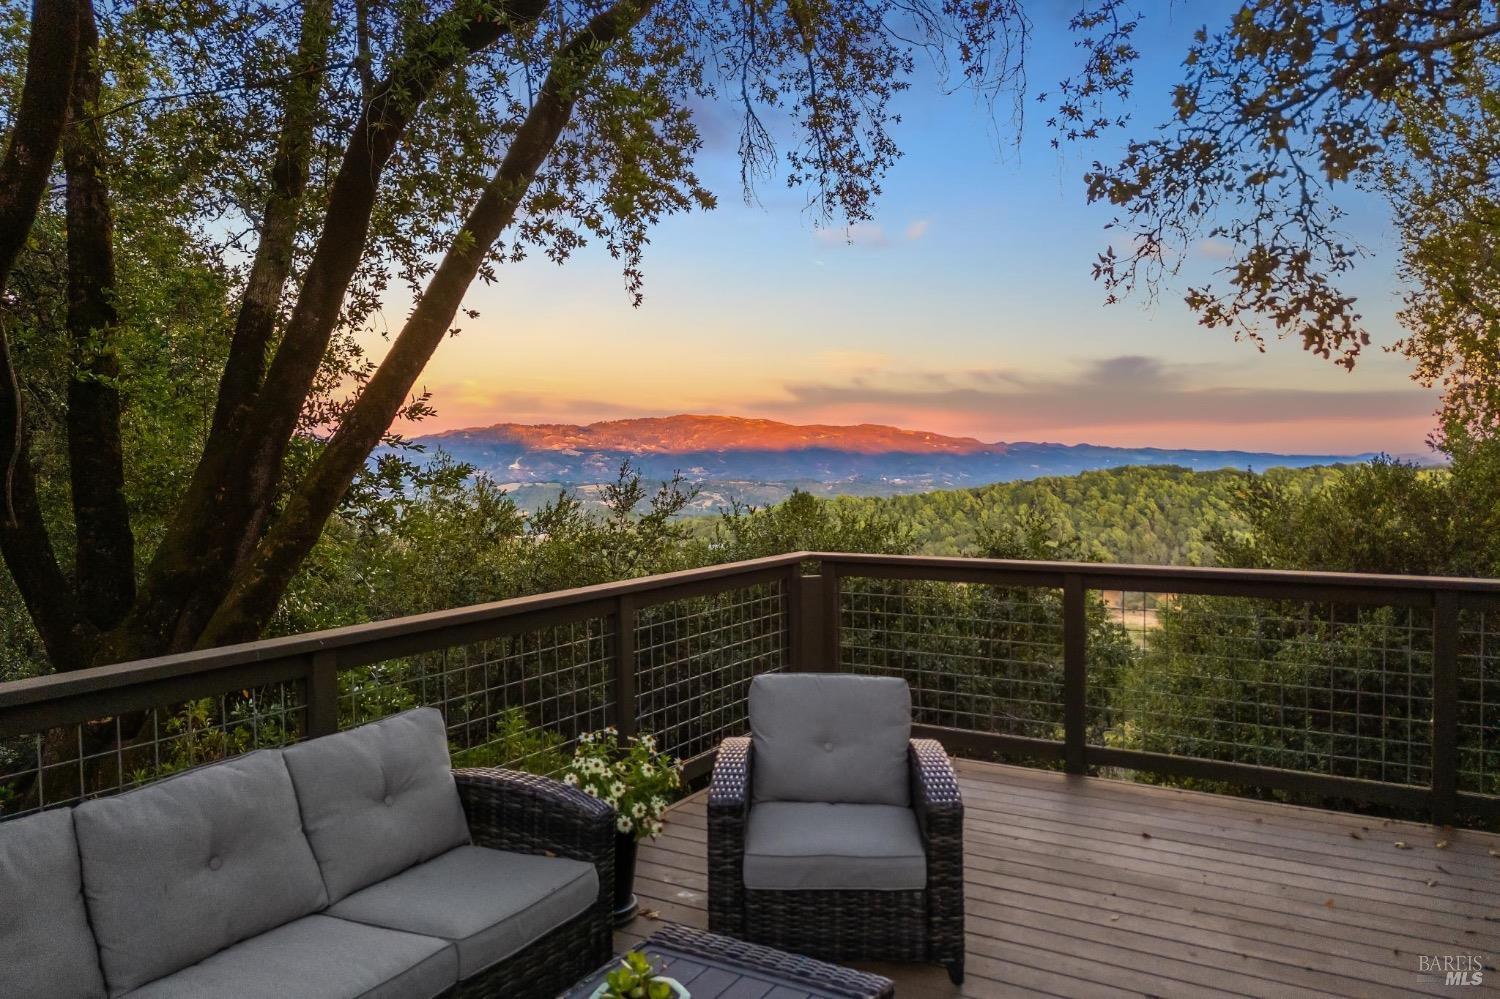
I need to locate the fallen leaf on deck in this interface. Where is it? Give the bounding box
[1426,880,1437,887]
[1140,832,1152,839]
[1324,899,1335,909]
[1349,831,1362,840]
[640,909,661,920]
[1394,841,1411,849]
[1436,840,1450,849]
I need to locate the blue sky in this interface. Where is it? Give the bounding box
[380,1,1439,455]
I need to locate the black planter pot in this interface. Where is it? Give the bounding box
[612,830,639,925]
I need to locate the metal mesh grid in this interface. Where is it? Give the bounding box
[839,577,1066,740]
[1458,609,1499,797]
[1094,593,1434,786]
[0,681,306,819]
[341,617,614,776]
[635,581,787,764]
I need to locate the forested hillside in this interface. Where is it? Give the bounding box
[693,465,1346,565]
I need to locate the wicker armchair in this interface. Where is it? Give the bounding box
[449,767,615,998]
[707,675,965,985]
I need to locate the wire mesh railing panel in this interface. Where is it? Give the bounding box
[340,617,614,777]
[635,580,787,764]
[0,680,306,819]
[1093,593,1434,787]
[839,577,1068,740]
[1458,609,1499,798]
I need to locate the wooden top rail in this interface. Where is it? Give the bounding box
[0,552,810,718]
[818,552,1500,605]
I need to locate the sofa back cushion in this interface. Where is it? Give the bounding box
[750,673,911,806]
[282,707,469,903]
[0,808,107,999]
[73,750,327,996]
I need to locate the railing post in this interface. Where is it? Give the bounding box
[615,595,638,738]
[307,651,339,738]
[1431,591,1458,826]
[787,565,817,671]
[821,561,842,669]
[1062,574,1087,775]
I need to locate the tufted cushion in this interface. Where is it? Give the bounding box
[73,750,328,996]
[118,914,456,999]
[327,844,598,979]
[0,808,108,999]
[750,673,911,806]
[282,708,469,902]
[743,801,927,890]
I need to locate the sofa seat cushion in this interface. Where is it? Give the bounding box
[743,802,927,891]
[0,808,107,999]
[118,914,456,999]
[283,707,470,902]
[73,750,328,996]
[750,673,912,806]
[326,844,598,979]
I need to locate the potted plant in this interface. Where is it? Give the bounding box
[588,950,689,999]
[564,727,681,924]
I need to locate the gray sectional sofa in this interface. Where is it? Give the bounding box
[0,708,615,999]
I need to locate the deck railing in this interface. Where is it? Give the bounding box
[1,553,1496,826]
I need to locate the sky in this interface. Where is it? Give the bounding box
[370,2,1441,456]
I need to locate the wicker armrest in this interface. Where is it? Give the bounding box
[708,736,753,814]
[908,738,962,837]
[451,767,614,867]
[707,736,753,937]
[908,739,965,973]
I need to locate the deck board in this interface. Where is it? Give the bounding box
[614,758,1500,998]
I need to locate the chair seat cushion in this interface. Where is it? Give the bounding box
[743,801,927,891]
[117,914,456,999]
[326,844,598,979]
[0,808,107,999]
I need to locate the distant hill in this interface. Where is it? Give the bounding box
[391,415,1382,508]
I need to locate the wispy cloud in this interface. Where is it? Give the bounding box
[747,356,1437,447]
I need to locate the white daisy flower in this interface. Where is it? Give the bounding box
[650,796,666,813]
[610,781,627,799]
[631,802,646,818]
[562,772,579,786]
[582,785,598,797]
[616,815,633,834]
[640,762,655,778]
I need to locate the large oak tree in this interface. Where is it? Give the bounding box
[0,0,1043,672]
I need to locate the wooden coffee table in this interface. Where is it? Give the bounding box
[562,923,896,998]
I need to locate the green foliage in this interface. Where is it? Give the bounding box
[761,465,1342,565]
[601,950,677,999]
[699,488,916,562]
[450,707,572,776]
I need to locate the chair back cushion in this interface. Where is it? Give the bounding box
[750,673,911,805]
[0,808,108,999]
[73,750,327,995]
[282,707,469,902]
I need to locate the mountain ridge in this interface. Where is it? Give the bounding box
[390,415,1392,512]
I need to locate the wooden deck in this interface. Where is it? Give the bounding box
[616,758,1500,998]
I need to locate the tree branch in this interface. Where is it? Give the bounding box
[110,0,550,661]
[198,0,660,646]
[64,0,134,630]
[0,0,82,528]
[209,0,334,441]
